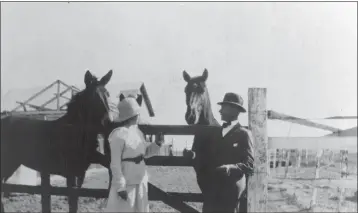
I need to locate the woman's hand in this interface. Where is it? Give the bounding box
[117,190,128,200]
[155,132,164,146]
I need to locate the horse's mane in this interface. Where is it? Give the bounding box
[61,89,101,157]
[200,85,219,126]
[66,90,86,118]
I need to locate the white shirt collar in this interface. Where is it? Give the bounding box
[222,120,240,137]
[223,120,239,128]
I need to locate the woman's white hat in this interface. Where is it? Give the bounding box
[114,97,141,123]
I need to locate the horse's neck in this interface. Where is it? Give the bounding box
[199,89,219,126]
[55,113,101,134]
[198,109,219,126]
[61,112,92,125]
[199,98,219,126]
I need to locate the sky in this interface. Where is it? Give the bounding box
[1,2,357,151]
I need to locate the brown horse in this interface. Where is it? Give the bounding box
[1,70,113,213]
[182,69,219,211]
[182,69,248,212]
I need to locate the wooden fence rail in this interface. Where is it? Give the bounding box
[268,136,357,151]
[1,183,203,202]
[267,108,356,212]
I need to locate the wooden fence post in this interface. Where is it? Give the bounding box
[272,149,277,173]
[247,88,268,212]
[41,172,51,213]
[284,149,291,178]
[337,149,348,212]
[305,149,309,166]
[310,149,323,211]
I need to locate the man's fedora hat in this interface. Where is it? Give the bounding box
[217,92,246,113]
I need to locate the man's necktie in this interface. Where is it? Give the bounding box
[222,121,231,128]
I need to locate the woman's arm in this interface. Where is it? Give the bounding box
[108,129,127,192]
[144,142,161,158]
[144,132,164,158]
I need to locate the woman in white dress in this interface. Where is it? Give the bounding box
[104,96,163,212]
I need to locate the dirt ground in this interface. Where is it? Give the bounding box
[3,164,357,212]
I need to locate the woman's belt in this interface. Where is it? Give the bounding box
[122,154,145,164]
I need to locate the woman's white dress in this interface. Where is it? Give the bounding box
[103,125,161,212]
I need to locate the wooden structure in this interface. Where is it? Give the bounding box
[4,80,80,120]
[2,87,357,213]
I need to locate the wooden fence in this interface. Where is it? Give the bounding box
[257,89,357,212]
[2,88,357,212]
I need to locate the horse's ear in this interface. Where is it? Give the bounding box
[183,70,191,82]
[99,70,113,86]
[119,93,125,101]
[85,70,93,87]
[202,69,208,81]
[136,94,143,106]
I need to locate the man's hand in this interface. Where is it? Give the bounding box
[117,190,128,200]
[183,148,195,159]
[216,164,237,176]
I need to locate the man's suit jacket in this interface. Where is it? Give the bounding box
[210,123,254,182]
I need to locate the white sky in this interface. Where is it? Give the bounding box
[1,2,357,150]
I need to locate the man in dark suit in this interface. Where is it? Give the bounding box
[206,92,255,213]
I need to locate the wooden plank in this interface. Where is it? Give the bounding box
[247,88,268,213]
[58,80,73,91]
[11,80,58,112]
[72,86,80,92]
[21,103,27,112]
[40,87,72,108]
[326,126,357,137]
[268,110,341,132]
[138,124,219,135]
[268,137,357,151]
[145,156,191,166]
[1,183,203,202]
[325,116,358,120]
[54,93,71,101]
[16,101,52,111]
[140,83,155,117]
[9,111,65,116]
[148,183,201,212]
[40,172,51,213]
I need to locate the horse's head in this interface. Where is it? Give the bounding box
[66,70,113,128]
[183,68,212,125]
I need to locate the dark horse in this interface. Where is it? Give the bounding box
[182,69,248,212]
[1,70,113,213]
